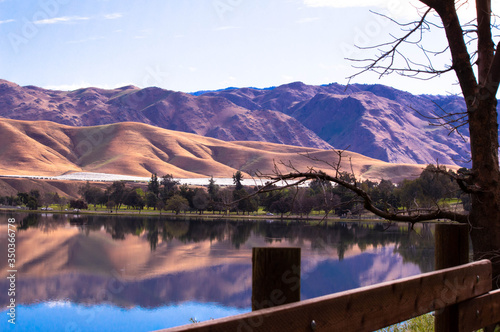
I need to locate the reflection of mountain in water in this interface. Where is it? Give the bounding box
[0,213,435,309]
[302,246,421,300]
[10,264,252,309]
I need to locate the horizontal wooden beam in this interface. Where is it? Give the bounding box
[458,288,500,331]
[156,260,492,332]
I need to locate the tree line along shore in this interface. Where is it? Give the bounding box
[1,165,466,220]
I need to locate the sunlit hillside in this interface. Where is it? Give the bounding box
[0,118,430,182]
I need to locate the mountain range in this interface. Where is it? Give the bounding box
[0,79,470,167]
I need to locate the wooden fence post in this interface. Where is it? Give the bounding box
[252,247,301,311]
[434,223,469,332]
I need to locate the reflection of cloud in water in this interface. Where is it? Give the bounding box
[300,244,422,300]
[46,300,71,308]
[1,301,248,332]
[358,245,421,287]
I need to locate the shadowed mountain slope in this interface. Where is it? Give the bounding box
[203,82,471,166]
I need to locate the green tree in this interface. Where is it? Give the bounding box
[27,196,39,210]
[207,176,221,213]
[69,199,88,210]
[17,190,41,210]
[124,188,145,211]
[233,188,258,215]
[156,199,165,214]
[43,192,60,209]
[269,195,291,219]
[4,195,17,206]
[291,188,315,218]
[58,196,68,211]
[218,188,235,214]
[233,171,244,190]
[106,200,116,212]
[160,174,179,201]
[146,191,158,210]
[147,173,160,197]
[192,188,209,214]
[29,189,40,201]
[208,176,219,198]
[394,165,460,211]
[79,182,104,206]
[17,192,29,205]
[166,194,189,214]
[106,181,126,209]
[179,185,195,210]
[362,179,399,213]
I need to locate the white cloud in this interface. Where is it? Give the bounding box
[0,19,15,24]
[46,301,71,308]
[44,82,93,91]
[213,26,239,31]
[303,0,500,21]
[104,13,123,20]
[67,36,105,44]
[34,16,90,25]
[297,17,320,24]
[303,0,387,8]
[302,0,426,19]
[219,76,237,87]
[44,81,132,91]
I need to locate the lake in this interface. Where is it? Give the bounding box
[0,212,435,331]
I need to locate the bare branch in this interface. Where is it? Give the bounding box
[409,102,469,141]
[347,8,450,80]
[267,169,467,224]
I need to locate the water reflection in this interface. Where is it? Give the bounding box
[0,213,434,328]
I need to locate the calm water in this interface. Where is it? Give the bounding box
[0,212,435,331]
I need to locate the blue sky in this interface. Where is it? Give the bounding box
[0,0,490,95]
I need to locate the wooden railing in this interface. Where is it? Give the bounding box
[157,259,499,332]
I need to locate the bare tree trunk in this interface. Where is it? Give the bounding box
[436,0,500,290]
[468,94,500,288]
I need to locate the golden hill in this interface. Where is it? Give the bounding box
[0,118,429,182]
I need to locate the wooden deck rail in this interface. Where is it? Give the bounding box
[157,260,497,332]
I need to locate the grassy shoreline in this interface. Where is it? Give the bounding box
[0,206,452,224]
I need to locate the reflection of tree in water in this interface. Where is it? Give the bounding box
[252,222,407,260]
[145,220,159,251]
[17,213,67,233]
[15,214,434,267]
[18,214,40,230]
[393,223,435,273]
